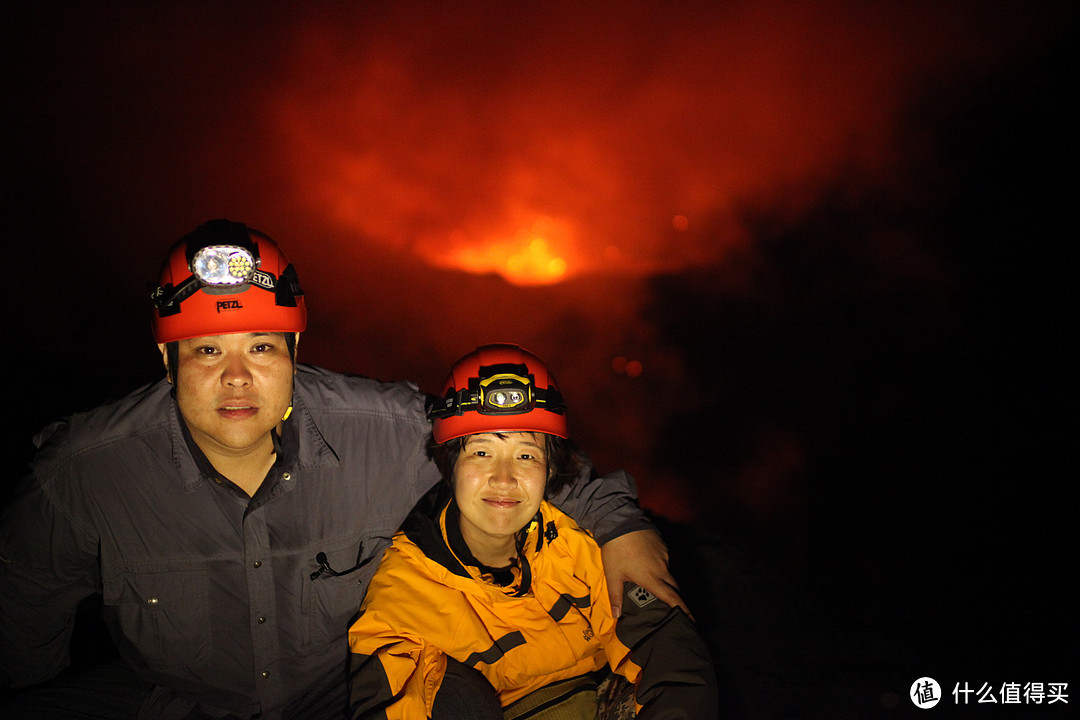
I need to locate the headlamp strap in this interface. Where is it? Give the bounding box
[274,263,304,308]
[151,276,204,316]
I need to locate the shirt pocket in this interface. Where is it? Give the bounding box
[301,534,373,653]
[103,569,211,668]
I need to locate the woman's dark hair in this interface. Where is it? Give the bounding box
[429,431,586,498]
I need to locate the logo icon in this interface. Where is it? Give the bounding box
[911,677,941,709]
[628,585,657,608]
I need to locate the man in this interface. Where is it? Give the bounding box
[0,220,684,720]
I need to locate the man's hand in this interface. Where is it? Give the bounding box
[600,529,689,618]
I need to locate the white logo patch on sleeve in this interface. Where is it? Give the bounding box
[628,585,657,608]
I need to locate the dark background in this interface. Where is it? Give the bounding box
[4,2,1075,717]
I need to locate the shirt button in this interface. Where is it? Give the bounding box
[261,671,271,679]
[282,472,291,481]
[258,616,267,624]
[253,561,262,568]
[146,597,159,605]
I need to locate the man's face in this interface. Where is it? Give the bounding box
[168,332,295,461]
[453,432,548,559]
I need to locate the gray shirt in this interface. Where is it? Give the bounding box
[0,365,647,719]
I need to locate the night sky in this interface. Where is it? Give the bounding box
[5,2,1075,717]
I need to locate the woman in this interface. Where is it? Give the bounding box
[348,344,716,719]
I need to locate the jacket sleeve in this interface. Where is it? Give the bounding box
[0,471,99,688]
[546,467,654,546]
[348,550,448,720]
[348,640,446,720]
[606,581,719,720]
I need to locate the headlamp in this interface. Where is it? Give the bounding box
[479,373,533,414]
[428,363,565,421]
[192,245,258,287]
[153,239,273,317]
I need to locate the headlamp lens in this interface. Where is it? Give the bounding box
[192,245,256,287]
[490,390,524,407]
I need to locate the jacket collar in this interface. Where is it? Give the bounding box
[436,499,546,597]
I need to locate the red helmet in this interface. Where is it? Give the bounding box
[429,344,568,443]
[151,219,307,343]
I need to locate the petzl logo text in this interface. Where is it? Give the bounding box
[216,300,243,313]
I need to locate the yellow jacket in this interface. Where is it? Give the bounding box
[348,500,641,718]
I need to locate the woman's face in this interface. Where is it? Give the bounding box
[452,432,548,563]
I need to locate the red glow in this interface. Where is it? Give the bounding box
[262,2,1060,295]
[267,4,924,285]
[612,357,643,378]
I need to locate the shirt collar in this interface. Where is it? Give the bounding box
[169,389,329,493]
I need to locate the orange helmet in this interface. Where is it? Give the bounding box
[151,219,307,343]
[429,344,568,443]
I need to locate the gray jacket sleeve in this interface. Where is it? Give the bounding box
[615,582,718,719]
[0,471,99,688]
[546,466,655,546]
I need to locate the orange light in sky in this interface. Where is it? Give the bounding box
[423,216,576,286]
[439,235,567,285]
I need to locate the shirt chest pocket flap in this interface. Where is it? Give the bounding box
[103,569,211,668]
